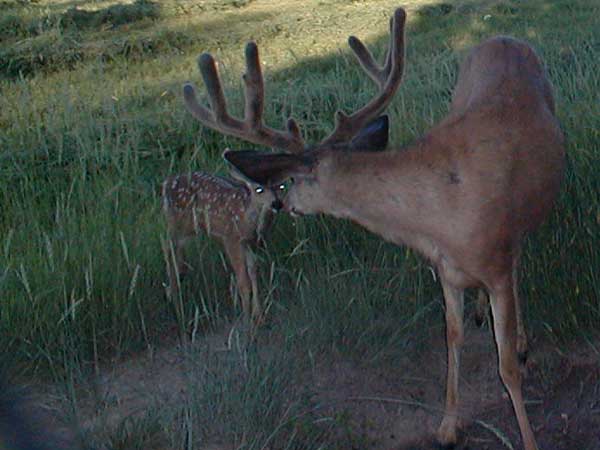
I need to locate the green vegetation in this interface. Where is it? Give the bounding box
[0,0,598,448]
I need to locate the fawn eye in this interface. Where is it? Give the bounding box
[255,187,264,194]
[278,183,286,191]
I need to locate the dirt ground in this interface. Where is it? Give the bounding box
[25,322,600,450]
[310,325,600,450]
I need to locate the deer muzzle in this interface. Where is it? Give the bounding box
[271,199,284,212]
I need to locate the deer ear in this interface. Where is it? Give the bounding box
[227,164,254,186]
[348,115,389,152]
[222,149,254,185]
[223,149,313,185]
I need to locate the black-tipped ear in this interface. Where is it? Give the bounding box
[223,150,313,185]
[348,115,389,152]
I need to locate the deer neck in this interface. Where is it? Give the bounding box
[316,142,443,258]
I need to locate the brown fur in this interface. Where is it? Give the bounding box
[183,9,564,450]
[162,169,282,328]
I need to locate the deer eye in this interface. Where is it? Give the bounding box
[278,183,286,191]
[255,187,264,194]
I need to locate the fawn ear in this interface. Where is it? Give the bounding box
[226,163,254,187]
[227,165,255,186]
[223,149,314,185]
[348,115,389,152]
[222,149,255,186]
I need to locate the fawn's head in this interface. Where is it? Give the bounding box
[183,8,405,217]
[225,153,287,213]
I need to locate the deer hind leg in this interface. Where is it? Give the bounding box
[489,276,539,450]
[244,246,263,324]
[474,288,489,327]
[512,252,528,364]
[476,280,527,365]
[437,278,465,448]
[224,241,252,322]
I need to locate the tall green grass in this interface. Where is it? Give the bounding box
[0,0,599,447]
[0,0,597,374]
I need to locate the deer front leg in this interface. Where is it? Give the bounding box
[223,241,252,322]
[489,276,538,450]
[437,278,465,448]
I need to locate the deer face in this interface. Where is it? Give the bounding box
[249,182,284,213]
[223,149,330,217]
[226,157,286,213]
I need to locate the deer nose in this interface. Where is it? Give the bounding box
[271,199,284,211]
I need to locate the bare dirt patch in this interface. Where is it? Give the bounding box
[24,322,600,450]
[307,325,600,450]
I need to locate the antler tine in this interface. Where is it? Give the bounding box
[198,53,231,123]
[183,53,244,131]
[183,82,215,125]
[183,43,306,153]
[347,40,381,88]
[320,8,406,147]
[347,16,396,89]
[243,42,264,129]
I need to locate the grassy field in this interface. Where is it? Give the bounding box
[1,0,599,448]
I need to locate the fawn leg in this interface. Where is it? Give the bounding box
[224,241,252,322]
[244,246,263,323]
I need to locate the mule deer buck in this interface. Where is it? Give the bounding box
[182,7,564,449]
[162,166,285,325]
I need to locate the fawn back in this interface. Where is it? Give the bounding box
[162,170,281,246]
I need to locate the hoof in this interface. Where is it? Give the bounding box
[437,426,460,450]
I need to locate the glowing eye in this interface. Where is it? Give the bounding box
[279,184,286,190]
[255,187,264,194]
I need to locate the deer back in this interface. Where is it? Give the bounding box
[450,36,556,117]
[439,36,565,237]
[162,172,274,244]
